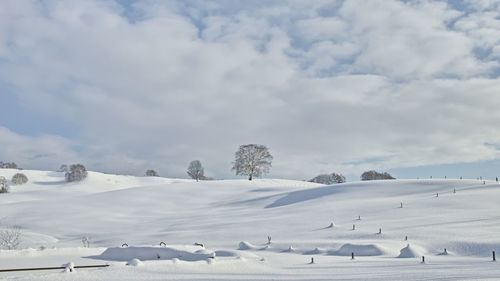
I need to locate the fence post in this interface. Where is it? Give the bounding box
[493,251,496,261]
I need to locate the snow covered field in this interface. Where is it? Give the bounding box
[1,169,500,280]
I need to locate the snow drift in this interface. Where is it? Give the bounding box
[330,243,389,256]
[397,244,423,258]
[94,246,215,262]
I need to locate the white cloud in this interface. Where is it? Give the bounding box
[294,17,347,43]
[0,127,78,170]
[0,0,499,179]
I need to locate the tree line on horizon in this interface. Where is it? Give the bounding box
[0,144,396,184]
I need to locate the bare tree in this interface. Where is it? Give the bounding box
[361,170,395,181]
[82,236,90,248]
[187,160,204,182]
[309,173,346,184]
[0,177,9,193]
[145,169,159,177]
[65,164,88,182]
[11,173,28,185]
[0,226,22,250]
[232,144,273,181]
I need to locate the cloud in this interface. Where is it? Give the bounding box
[0,127,78,169]
[0,0,499,179]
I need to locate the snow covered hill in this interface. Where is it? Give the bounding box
[1,169,500,280]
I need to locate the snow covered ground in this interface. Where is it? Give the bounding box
[1,169,500,280]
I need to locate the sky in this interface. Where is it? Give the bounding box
[0,0,500,181]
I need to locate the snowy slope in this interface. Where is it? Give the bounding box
[1,169,500,280]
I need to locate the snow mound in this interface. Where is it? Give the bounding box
[397,244,423,258]
[437,248,450,256]
[303,247,326,255]
[238,241,272,251]
[445,242,500,257]
[260,245,271,251]
[238,241,258,250]
[281,245,296,253]
[214,250,260,259]
[330,244,388,256]
[94,246,215,262]
[195,249,213,255]
[63,262,75,273]
[126,258,143,266]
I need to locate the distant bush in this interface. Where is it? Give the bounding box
[0,162,18,169]
[145,169,159,177]
[57,164,68,172]
[11,173,28,185]
[309,173,346,184]
[360,170,395,181]
[0,177,9,193]
[65,164,88,182]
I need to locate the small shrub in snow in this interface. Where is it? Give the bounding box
[11,173,28,185]
[309,173,346,184]
[0,177,9,193]
[127,258,143,266]
[187,160,204,182]
[360,170,395,181]
[0,226,22,250]
[63,262,75,272]
[65,164,88,182]
[145,169,159,177]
